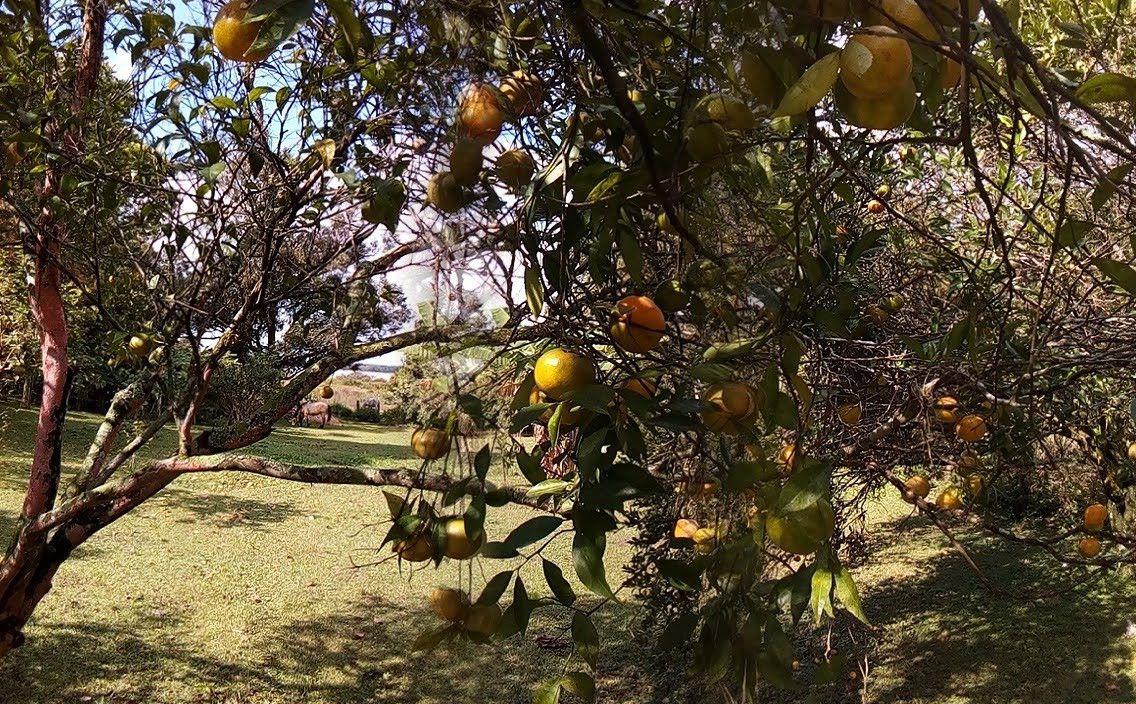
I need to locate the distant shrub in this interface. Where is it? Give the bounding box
[329,403,354,419]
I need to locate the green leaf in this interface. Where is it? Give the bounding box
[209,95,239,110]
[474,444,491,481]
[1091,163,1133,212]
[480,541,520,558]
[382,490,407,519]
[542,558,577,605]
[361,178,406,232]
[561,671,596,703]
[834,567,870,624]
[533,680,561,704]
[516,449,547,485]
[571,612,600,668]
[524,266,544,318]
[689,362,734,382]
[809,554,835,624]
[777,460,832,513]
[324,0,372,55]
[572,520,614,599]
[504,516,564,551]
[774,52,839,117]
[477,571,513,605]
[526,478,571,498]
[513,575,532,635]
[814,652,849,685]
[618,230,643,282]
[1075,72,1136,104]
[247,0,315,54]
[1092,258,1136,296]
[1056,219,1093,248]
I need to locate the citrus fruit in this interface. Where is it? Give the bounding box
[936,487,962,510]
[495,149,535,189]
[866,198,887,214]
[1077,536,1101,558]
[529,387,584,425]
[942,58,962,89]
[867,0,939,41]
[739,50,782,108]
[766,499,835,555]
[318,384,334,399]
[621,377,657,399]
[684,122,729,162]
[128,334,153,355]
[442,516,483,559]
[610,295,666,353]
[692,526,720,555]
[411,428,451,460]
[449,139,483,186]
[464,603,502,636]
[426,172,463,213]
[835,78,916,130]
[457,84,505,145]
[776,443,799,471]
[838,402,862,425]
[394,534,433,562]
[955,415,987,442]
[695,93,757,130]
[430,587,470,622]
[882,293,905,312]
[933,396,960,424]
[924,0,981,26]
[674,518,700,539]
[1083,503,1107,533]
[701,381,760,434]
[904,475,930,501]
[212,0,271,62]
[499,71,543,117]
[966,474,984,496]
[840,26,913,99]
[533,348,596,400]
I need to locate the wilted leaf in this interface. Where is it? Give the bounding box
[1075,72,1136,104]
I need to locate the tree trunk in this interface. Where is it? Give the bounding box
[0,534,71,658]
[20,366,33,407]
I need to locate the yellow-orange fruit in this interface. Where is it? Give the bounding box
[840,26,913,99]
[442,517,483,559]
[529,387,584,425]
[1077,536,1101,559]
[936,487,962,510]
[942,58,962,90]
[457,84,505,145]
[622,377,658,398]
[692,526,721,555]
[499,71,543,117]
[701,382,760,435]
[430,588,470,622]
[966,474,984,496]
[1083,504,1108,533]
[924,0,981,26]
[318,385,334,399]
[955,415,987,442]
[684,122,729,162]
[903,475,930,502]
[411,428,451,460]
[777,443,799,471]
[1129,442,1136,462]
[464,603,503,636]
[212,0,271,63]
[867,0,939,41]
[674,518,700,539]
[766,499,835,555]
[866,199,886,214]
[933,396,960,424]
[610,295,666,353]
[738,51,782,108]
[449,139,484,186]
[426,172,463,213]
[835,79,916,131]
[533,348,595,400]
[395,535,434,562]
[838,403,862,425]
[495,149,535,189]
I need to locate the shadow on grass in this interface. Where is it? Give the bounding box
[0,595,647,704]
[146,486,305,531]
[792,514,1136,704]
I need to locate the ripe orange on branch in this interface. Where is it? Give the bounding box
[840,26,913,99]
[903,475,930,502]
[1083,504,1107,533]
[933,396,960,424]
[441,517,482,559]
[955,415,987,442]
[430,587,470,622]
[394,534,433,562]
[701,381,760,435]
[411,428,451,460]
[457,84,505,145]
[212,0,271,63]
[499,71,543,117]
[533,348,596,400]
[610,295,666,353]
[529,387,584,425]
[1077,536,1101,559]
[935,487,962,510]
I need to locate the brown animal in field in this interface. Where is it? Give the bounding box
[294,401,331,428]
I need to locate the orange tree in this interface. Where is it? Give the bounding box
[3,0,1136,699]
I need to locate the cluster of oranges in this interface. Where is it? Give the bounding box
[429,587,502,637]
[428,74,543,214]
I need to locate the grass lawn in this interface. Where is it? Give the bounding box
[1,405,1134,703]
